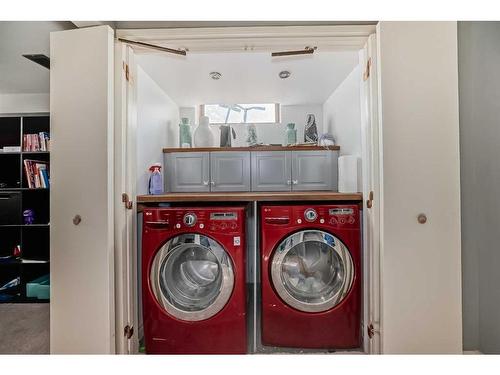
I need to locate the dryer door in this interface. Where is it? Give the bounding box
[150,233,234,321]
[271,230,354,313]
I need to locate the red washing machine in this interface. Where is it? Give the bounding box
[260,204,361,349]
[142,206,247,354]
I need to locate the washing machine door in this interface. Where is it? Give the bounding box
[150,233,234,321]
[270,230,354,313]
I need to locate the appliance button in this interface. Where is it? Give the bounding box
[210,225,216,231]
[329,218,337,225]
[199,223,205,229]
[339,218,346,224]
[230,223,237,230]
[320,218,325,224]
[175,223,181,229]
[348,216,355,224]
[304,208,318,222]
[297,219,302,224]
[220,223,227,230]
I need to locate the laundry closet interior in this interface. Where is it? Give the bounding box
[119,25,380,355]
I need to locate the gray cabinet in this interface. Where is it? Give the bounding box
[165,152,210,192]
[251,151,291,191]
[210,151,251,192]
[164,149,338,193]
[291,150,338,191]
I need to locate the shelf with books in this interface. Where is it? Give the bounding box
[22,153,50,190]
[0,114,50,304]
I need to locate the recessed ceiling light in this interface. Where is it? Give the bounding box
[279,70,291,79]
[210,71,222,80]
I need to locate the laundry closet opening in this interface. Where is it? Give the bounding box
[121,26,380,355]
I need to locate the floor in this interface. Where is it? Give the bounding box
[0,304,49,354]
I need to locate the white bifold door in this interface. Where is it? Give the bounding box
[376,21,463,354]
[50,25,116,354]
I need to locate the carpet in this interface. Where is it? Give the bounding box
[0,303,49,354]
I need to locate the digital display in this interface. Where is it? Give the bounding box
[329,208,354,215]
[210,212,237,220]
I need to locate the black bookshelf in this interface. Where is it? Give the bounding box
[0,115,50,303]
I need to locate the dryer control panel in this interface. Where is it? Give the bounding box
[262,204,359,230]
[143,207,245,235]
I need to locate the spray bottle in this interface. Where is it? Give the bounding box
[148,163,163,195]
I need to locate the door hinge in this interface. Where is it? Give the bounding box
[122,193,133,210]
[363,57,372,81]
[123,62,130,82]
[367,323,379,339]
[366,190,374,209]
[124,325,134,339]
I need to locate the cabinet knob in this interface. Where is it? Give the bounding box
[417,214,427,224]
[73,215,82,225]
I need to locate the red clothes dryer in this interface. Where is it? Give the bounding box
[142,206,247,354]
[260,204,361,349]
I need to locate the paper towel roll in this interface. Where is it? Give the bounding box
[338,155,360,193]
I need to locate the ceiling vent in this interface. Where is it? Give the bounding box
[23,54,50,69]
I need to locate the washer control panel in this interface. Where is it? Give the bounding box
[143,207,244,234]
[261,205,359,230]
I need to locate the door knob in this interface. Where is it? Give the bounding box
[417,214,427,224]
[73,215,82,225]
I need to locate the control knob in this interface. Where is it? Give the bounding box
[183,213,197,227]
[304,208,318,222]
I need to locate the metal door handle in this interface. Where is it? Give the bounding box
[292,180,298,185]
[286,180,291,185]
[203,181,209,186]
[210,181,215,186]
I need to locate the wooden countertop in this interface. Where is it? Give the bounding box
[163,145,340,153]
[137,191,362,203]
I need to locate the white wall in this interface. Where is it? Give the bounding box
[378,21,462,354]
[136,66,179,195]
[0,93,49,113]
[323,64,362,157]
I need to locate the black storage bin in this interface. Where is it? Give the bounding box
[0,192,21,225]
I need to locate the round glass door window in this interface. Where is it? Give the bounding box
[150,233,234,321]
[271,230,354,313]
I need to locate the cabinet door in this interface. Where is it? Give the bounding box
[291,150,338,191]
[251,151,291,191]
[210,151,250,192]
[165,152,209,192]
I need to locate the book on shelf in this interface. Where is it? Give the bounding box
[23,132,50,152]
[23,159,50,188]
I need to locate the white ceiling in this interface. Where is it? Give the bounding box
[0,21,74,94]
[137,50,359,106]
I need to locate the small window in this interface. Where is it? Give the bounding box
[202,104,279,124]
